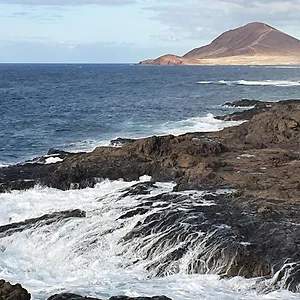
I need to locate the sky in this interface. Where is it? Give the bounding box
[0,0,300,63]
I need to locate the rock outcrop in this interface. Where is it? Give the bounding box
[0,209,86,238]
[0,280,30,300]
[139,54,197,66]
[139,22,300,65]
[3,100,300,291]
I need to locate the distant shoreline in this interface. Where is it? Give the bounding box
[138,54,300,66]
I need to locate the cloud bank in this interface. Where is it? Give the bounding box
[0,0,135,5]
[147,0,300,43]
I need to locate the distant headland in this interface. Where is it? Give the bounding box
[139,22,300,65]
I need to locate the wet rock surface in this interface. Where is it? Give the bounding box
[0,280,30,300]
[0,209,86,238]
[3,100,300,292]
[118,189,300,292]
[109,138,137,147]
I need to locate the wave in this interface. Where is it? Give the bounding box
[60,115,243,154]
[156,114,243,136]
[198,80,300,87]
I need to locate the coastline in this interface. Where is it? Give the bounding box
[2,100,300,297]
[138,54,300,66]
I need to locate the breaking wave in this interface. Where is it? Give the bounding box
[57,114,243,154]
[198,80,300,87]
[0,179,299,300]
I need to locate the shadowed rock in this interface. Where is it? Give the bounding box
[109,138,137,147]
[47,293,99,300]
[0,280,30,300]
[119,191,300,292]
[47,294,172,300]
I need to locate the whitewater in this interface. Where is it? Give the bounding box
[0,178,298,300]
[197,79,300,87]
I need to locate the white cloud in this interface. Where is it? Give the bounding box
[0,0,135,5]
[146,0,300,44]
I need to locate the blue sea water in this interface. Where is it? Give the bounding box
[1,63,300,164]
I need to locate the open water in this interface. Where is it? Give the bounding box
[1,64,300,299]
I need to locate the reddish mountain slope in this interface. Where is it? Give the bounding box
[183,22,300,59]
[139,22,300,65]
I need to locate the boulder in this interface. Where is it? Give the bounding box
[0,280,30,300]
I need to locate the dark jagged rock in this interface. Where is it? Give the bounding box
[46,294,172,300]
[216,99,272,121]
[0,134,228,192]
[47,293,99,300]
[47,149,74,157]
[218,101,300,149]
[119,191,300,292]
[121,181,158,197]
[3,101,300,292]
[223,99,267,107]
[0,209,86,237]
[0,280,30,300]
[0,163,58,192]
[109,138,137,147]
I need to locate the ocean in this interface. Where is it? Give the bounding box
[1,64,300,300]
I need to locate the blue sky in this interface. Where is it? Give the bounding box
[0,0,300,63]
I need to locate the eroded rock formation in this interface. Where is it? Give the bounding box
[0,280,30,300]
[3,101,300,292]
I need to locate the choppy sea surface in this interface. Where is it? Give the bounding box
[1,64,300,300]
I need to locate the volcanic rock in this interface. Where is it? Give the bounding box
[184,22,300,59]
[47,294,172,300]
[3,101,300,291]
[119,191,300,291]
[139,54,197,66]
[109,138,136,147]
[0,209,86,238]
[47,293,99,300]
[0,280,30,300]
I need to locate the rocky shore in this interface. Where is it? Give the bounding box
[0,279,171,300]
[2,100,300,294]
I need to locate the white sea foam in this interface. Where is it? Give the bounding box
[253,66,300,69]
[0,181,298,300]
[63,115,243,154]
[44,157,63,164]
[155,113,243,136]
[198,80,300,87]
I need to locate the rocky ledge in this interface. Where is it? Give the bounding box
[2,100,300,292]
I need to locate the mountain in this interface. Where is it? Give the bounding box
[139,22,300,65]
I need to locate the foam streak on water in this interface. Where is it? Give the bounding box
[198,80,300,87]
[0,180,298,300]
